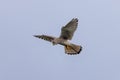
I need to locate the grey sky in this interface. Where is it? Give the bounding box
[0,0,120,80]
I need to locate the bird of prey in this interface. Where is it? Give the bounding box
[34,18,82,55]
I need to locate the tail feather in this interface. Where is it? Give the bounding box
[64,44,82,55]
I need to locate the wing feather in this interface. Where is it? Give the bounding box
[60,18,78,40]
[34,35,55,42]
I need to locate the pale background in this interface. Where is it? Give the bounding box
[0,0,120,80]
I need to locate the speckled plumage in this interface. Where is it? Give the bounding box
[34,18,82,55]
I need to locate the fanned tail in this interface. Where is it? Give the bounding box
[64,44,82,55]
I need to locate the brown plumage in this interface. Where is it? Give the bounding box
[34,18,82,55]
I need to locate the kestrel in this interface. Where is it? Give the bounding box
[34,18,82,55]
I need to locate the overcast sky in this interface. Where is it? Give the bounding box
[0,0,120,80]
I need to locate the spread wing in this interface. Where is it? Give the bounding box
[60,18,78,40]
[34,35,55,42]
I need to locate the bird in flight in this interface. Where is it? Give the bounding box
[34,18,82,55]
